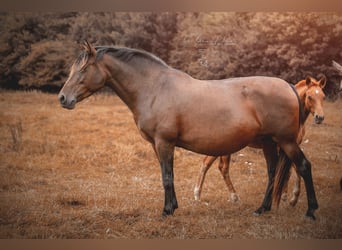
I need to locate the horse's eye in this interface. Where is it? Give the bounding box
[308,95,313,101]
[79,65,88,73]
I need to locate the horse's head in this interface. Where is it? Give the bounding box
[304,75,326,124]
[58,41,107,109]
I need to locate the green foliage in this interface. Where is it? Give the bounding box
[0,12,341,98]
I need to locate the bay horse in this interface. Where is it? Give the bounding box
[58,41,318,219]
[194,76,326,207]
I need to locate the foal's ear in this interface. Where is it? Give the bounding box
[305,76,312,86]
[318,74,327,89]
[82,40,96,58]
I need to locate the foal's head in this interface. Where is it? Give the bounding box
[58,41,107,109]
[304,75,326,124]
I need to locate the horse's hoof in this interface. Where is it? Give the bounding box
[281,193,288,202]
[289,199,298,207]
[162,203,178,217]
[253,211,261,217]
[305,214,316,221]
[194,188,200,201]
[253,206,271,216]
[305,211,316,221]
[253,208,266,216]
[230,193,240,203]
[162,210,173,217]
[162,208,174,217]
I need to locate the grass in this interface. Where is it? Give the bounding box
[0,90,341,239]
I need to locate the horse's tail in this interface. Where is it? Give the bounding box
[272,148,292,207]
[272,83,305,206]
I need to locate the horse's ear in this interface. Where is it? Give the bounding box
[82,40,96,58]
[318,74,327,89]
[305,76,312,86]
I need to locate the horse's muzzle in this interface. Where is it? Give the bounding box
[58,93,76,110]
[314,114,324,124]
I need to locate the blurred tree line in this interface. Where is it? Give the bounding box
[0,12,341,98]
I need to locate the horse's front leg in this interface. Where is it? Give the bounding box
[154,139,178,216]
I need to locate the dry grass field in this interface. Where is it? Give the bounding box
[0,90,341,239]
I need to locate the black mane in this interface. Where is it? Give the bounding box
[95,46,169,68]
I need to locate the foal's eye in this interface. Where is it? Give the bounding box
[308,95,313,101]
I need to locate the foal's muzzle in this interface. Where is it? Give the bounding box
[314,114,324,124]
[58,93,76,110]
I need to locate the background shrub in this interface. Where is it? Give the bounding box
[1,12,341,98]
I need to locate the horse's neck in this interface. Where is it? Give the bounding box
[295,82,310,122]
[102,55,164,113]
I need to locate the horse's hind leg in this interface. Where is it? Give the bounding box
[281,143,318,219]
[254,139,278,216]
[289,168,301,207]
[218,155,239,202]
[194,156,217,200]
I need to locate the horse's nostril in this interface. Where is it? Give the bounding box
[70,98,76,106]
[59,94,66,104]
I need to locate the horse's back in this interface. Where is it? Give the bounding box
[172,76,300,155]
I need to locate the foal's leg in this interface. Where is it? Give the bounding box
[194,156,217,200]
[218,155,239,202]
[281,143,318,219]
[281,169,290,202]
[254,139,278,216]
[282,167,303,206]
[289,168,301,207]
[154,140,178,216]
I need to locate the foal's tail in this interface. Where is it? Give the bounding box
[272,148,292,207]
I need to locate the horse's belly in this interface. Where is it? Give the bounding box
[176,126,258,156]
